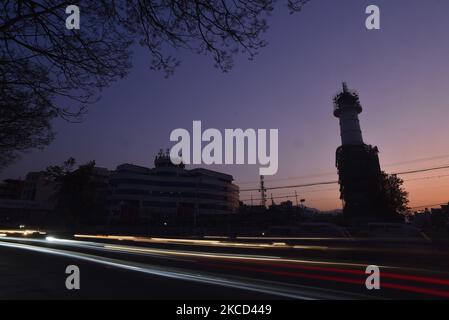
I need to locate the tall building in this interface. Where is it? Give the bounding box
[107,151,239,225]
[333,83,387,223]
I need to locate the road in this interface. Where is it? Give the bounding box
[1,234,449,299]
[0,243,281,299]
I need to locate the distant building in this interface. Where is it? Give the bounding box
[21,171,56,203]
[0,179,24,200]
[0,167,111,226]
[107,151,239,224]
[0,173,55,225]
[430,203,449,231]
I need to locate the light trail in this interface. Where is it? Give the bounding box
[2,236,328,264]
[214,264,449,299]
[233,260,449,286]
[75,234,431,244]
[0,236,287,262]
[0,229,46,236]
[2,235,439,273]
[4,235,447,272]
[2,237,449,299]
[0,239,343,300]
[0,236,392,269]
[74,234,329,250]
[73,234,441,257]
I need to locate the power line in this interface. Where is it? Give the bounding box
[236,154,449,186]
[383,153,449,168]
[241,194,296,203]
[242,181,449,203]
[240,163,449,192]
[394,164,449,175]
[242,186,340,202]
[240,180,338,192]
[262,187,339,197]
[241,194,337,202]
[236,171,337,185]
[405,174,449,182]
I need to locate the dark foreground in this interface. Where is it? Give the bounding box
[1,235,449,300]
[0,244,279,299]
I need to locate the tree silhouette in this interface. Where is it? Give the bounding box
[379,172,410,219]
[45,157,98,229]
[0,0,309,169]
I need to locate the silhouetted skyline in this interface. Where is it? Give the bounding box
[2,0,449,210]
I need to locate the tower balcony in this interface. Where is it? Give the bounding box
[333,83,363,117]
[333,102,363,117]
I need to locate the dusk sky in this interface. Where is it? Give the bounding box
[2,0,449,211]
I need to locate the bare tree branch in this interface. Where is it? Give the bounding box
[0,0,309,169]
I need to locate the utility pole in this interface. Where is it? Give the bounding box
[259,175,267,208]
[295,190,299,207]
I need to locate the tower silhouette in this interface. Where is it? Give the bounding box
[333,83,387,223]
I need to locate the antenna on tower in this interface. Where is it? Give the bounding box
[259,175,267,207]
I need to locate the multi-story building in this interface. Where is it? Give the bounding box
[21,171,56,203]
[0,179,24,200]
[0,173,54,226]
[0,167,110,226]
[107,151,239,224]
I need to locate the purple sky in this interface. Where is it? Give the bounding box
[3,0,449,210]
